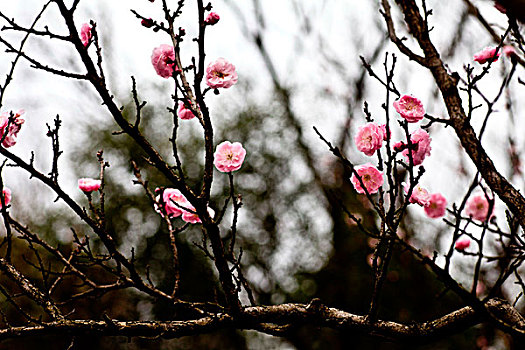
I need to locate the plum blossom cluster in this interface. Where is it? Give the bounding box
[155,188,213,224]
[403,183,447,219]
[350,96,447,220]
[149,14,238,90]
[352,95,432,196]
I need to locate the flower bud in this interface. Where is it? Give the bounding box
[141,18,154,28]
[204,12,220,25]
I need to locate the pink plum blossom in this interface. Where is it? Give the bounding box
[78,178,101,192]
[204,12,220,25]
[473,46,500,64]
[393,95,425,123]
[156,188,188,218]
[182,206,215,224]
[403,182,430,206]
[354,122,385,156]
[379,124,389,141]
[206,58,238,88]
[503,45,517,57]
[455,238,471,251]
[177,101,197,120]
[80,23,92,47]
[402,128,431,166]
[214,141,246,173]
[350,163,384,194]
[0,110,25,148]
[151,44,180,79]
[424,193,447,218]
[0,188,11,209]
[465,193,493,221]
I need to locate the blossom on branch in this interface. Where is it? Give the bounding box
[402,129,431,166]
[177,101,197,120]
[204,12,220,25]
[206,58,238,88]
[465,193,493,222]
[214,141,246,173]
[0,188,11,209]
[151,44,180,79]
[155,188,187,218]
[393,95,425,123]
[182,206,215,224]
[473,46,500,64]
[78,178,101,192]
[354,122,385,156]
[403,182,430,206]
[455,238,471,251]
[350,163,383,194]
[424,193,447,218]
[0,109,25,148]
[80,23,92,47]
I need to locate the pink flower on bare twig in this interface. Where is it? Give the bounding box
[206,58,238,88]
[151,44,180,79]
[473,46,500,64]
[350,163,384,194]
[465,193,493,222]
[455,238,470,251]
[80,23,92,47]
[0,188,11,209]
[78,178,101,192]
[393,95,425,123]
[354,122,385,156]
[204,12,220,25]
[424,193,447,218]
[403,182,430,206]
[214,141,246,173]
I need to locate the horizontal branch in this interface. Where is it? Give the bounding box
[1,299,521,342]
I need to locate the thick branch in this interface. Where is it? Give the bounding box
[0,298,523,342]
